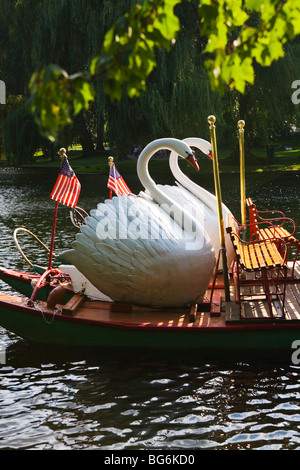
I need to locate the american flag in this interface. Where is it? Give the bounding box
[50,156,81,208]
[107,163,131,196]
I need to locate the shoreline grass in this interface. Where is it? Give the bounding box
[2,145,300,174]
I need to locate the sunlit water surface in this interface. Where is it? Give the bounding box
[0,166,299,450]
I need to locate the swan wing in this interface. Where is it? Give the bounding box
[62,194,215,307]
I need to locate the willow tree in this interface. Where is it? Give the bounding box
[27,0,300,151]
[0,0,39,163]
[240,41,300,147]
[7,0,107,156]
[23,0,145,155]
[1,0,141,159]
[105,0,227,155]
[104,0,300,156]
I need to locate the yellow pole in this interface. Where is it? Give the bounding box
[207,115,230,302]
[238,120,246,227]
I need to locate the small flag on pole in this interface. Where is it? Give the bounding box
[107,160,131,197]
[50,154,81,208]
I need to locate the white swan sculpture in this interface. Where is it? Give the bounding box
[147,137,236,268]
[61,138,216,308]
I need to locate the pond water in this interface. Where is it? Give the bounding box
[0,166,299,451]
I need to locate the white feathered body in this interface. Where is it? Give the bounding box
[168,137,237,269]
[62,194,215,308]
[154,182,236,269]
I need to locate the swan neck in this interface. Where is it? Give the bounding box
[136,139,203,234]
[169,141,217,212]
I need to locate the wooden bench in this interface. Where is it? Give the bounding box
[227,226,288,318]
[246,198,299,276]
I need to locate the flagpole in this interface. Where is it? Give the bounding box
[48,201,59,269]
[238,120,246,227]
[108,156,114,199]
[207,115,230,302]
[48,147,66,270]
[112,161,118,196]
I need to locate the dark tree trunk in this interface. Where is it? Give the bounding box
[74,113,95,158]
[96,113,105,152]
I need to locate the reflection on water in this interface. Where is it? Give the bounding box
[1,344,300,450]
[0,167,299,450]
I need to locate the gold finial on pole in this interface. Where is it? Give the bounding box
[108,156,114,167]
[238,120,246,227]
[58,148,67,169]
[207,115,230,302]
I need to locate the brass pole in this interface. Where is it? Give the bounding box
[238,120,246,227]
[207,115,230,302]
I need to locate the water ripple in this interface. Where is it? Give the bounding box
[0,170,300,449]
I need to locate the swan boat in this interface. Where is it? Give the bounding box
[0,220,300,355]
[0,137,221,307]
[0,265,300,353]
[0,137,234,304]
[1,132,300,353]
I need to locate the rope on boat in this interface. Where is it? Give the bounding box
[13,205,88,268]
[33,301,61,325]
[13,227,53,270]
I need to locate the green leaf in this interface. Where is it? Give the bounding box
[27,67,95,141]
[244,0,263,12]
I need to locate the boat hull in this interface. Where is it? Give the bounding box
[0,266,74,302]
[0,266,112,303]
[0,294,299,352]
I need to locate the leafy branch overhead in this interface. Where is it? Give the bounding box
[27,67,95,142]
[27,0,300,141]
[200,0,300,94]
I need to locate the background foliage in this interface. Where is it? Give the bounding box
[1,0,300,164]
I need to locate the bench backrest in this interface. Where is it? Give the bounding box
[246,198,259,241]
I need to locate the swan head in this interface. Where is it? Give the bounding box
[183,137,213,162]
[186,154,199,171]
[173,139,199,171]
[137,138,200,192]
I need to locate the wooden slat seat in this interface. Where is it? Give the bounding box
[259,226,298,243]
[246,198,299,276]
[230,231,285,272]
[227,226,288,319]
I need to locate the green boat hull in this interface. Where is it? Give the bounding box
[0,267,73,302]
[0,296,300,353]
